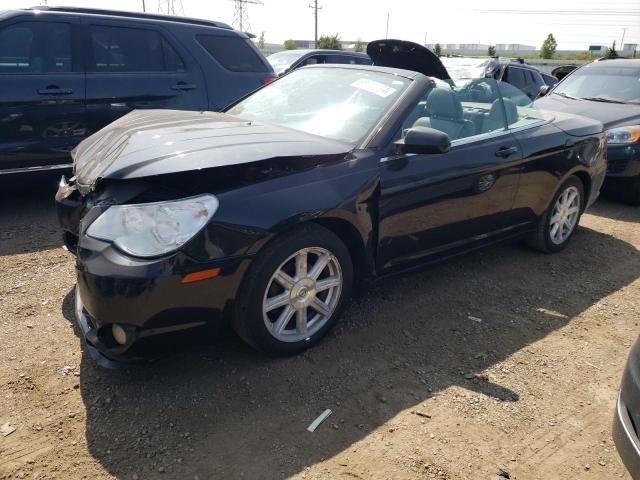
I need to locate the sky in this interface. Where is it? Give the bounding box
[3,0,640,50]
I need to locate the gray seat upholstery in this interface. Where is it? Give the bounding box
[413,88,475,140]
[482,97,520,133]
[502,97,519,126]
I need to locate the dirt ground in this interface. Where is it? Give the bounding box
[0,182,638,480]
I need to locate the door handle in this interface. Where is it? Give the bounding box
[495,146,518,158]
[38,86,74,95]
[171,82,196,91]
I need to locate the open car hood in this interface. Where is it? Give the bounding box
[367,39,450,81]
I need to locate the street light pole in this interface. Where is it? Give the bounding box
[385,13,389,39]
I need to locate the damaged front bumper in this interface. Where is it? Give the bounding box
[57,176,253,366]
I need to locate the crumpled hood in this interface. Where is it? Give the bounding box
[73,109,352,187]
[535,94,640,130]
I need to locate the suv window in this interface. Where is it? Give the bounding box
[90,25,184,72]
[505,67,526,89]
[197,34,268,72]
[0,21,71,74]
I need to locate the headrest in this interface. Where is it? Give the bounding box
[426,88,463,120]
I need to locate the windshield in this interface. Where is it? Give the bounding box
[553,62,640,104]
[440,57,493,80]
[267,51,306,74]
[227,67,410,143]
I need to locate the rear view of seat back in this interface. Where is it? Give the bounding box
[413,88,475,140]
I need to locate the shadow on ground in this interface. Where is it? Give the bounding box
[61,222,639,479]
[586,196,639,223]
[0,173,63,256]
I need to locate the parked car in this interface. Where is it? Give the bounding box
[56,60,606,366]
[424,52,548,100]
[541,72,559,88]
[536,59,640,205]
[0,6,275,176]
[613,335,640,480]
[267,49,371,75]
[552,64,578,81]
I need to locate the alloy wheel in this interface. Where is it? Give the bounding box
[549,186,580,245]
[262,247,342,342]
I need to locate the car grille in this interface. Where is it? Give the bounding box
[608,158,629,174]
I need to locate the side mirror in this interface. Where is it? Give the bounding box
[538,85,550,97]
[395,127,451,155]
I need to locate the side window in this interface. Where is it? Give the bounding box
[90,26,180,72]
[497,82,545,128]
[162,38,185,72]
[355,56,373,65]
[505,67,526,90]
[400,78,507,142]
[0,22,72,74]
[197,34,269,72]
[303,55,326,66]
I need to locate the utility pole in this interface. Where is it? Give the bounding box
[142,0,146,12]
[385,13,389,39]
[309,0,321,48]
[621,27,627,49]
[230,0,263,33]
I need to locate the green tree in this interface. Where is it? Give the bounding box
[284,39,297,50]
[354,38,365,53]
[488,45,496,57]
[317,34,342,50]
[433,43,442,56]
[605,40,619,58]
[258,31,265,49]
[540,33,557,59]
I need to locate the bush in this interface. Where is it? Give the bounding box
[317,34,342,50]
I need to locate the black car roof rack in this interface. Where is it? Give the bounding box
[27,6,233,30]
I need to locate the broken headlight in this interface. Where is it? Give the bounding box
[86,195,219,258]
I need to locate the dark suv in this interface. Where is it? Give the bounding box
[0,7,275,175]
[438,56,549,100]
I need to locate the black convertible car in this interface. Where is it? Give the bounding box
[56,46,607,365]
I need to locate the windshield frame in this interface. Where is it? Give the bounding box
[225,65,418,147]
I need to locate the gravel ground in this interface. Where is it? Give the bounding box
[0,184,638,480]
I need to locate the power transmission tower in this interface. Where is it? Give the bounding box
[158,0,184,16]
[231,0,263,33]
[309,0,322,48]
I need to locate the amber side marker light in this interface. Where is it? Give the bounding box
[181,268,221,284]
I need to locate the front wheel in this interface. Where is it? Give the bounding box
[526,176,584,253]
[233,224,353,355]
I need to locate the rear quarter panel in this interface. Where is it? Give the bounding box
[511,122,606,218]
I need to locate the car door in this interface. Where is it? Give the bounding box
[377,78,523,271]
[82,19,207,136]
[0,17,86,171]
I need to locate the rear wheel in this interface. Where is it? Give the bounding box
[526,176,584,253]
[233,224,352,355]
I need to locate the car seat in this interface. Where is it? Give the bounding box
[413,88,475,140]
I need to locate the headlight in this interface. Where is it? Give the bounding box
[86,194,219,258]
[606,125,640,145]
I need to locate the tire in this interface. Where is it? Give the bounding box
[232,224,353,355]
[526,175,585,253]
